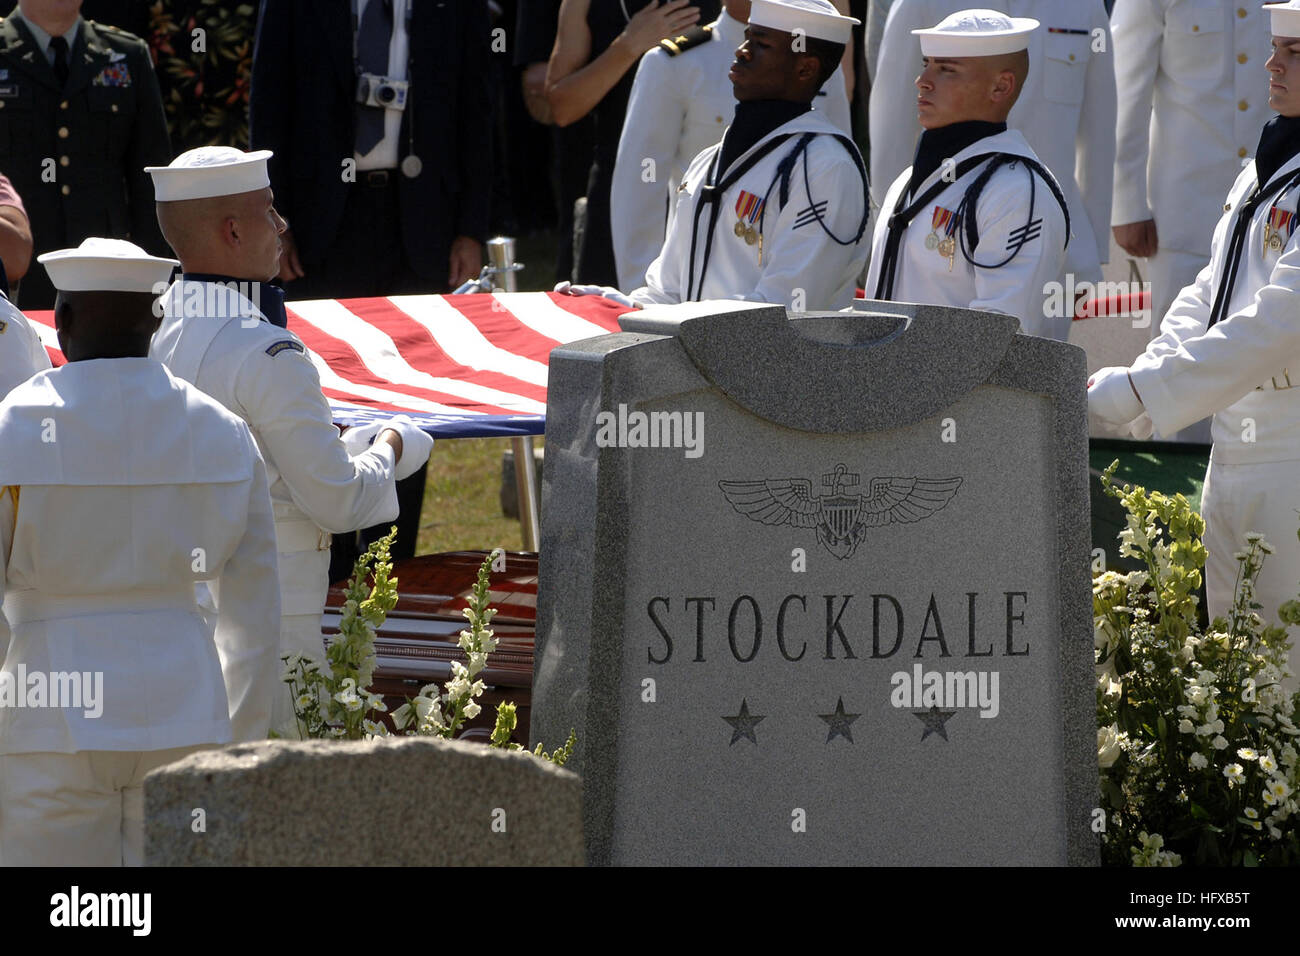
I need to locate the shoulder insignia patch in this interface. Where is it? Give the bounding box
[659,24,712,56]
[265,338,305,358]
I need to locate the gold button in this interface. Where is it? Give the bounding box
[1238,7,1247,17]
[59,99,68,109]
[1239,146,1248,158]
[1192,24,1199,31]
[57,126,69,138]
[1068,53,1075,61]
[1238,53,1248,64]
[110,104,118,113]
[1239,99,1249,111]
[58,155,68,167]
[60,184,69,196]
[715,115,723,123]
[1225,202,1232,211]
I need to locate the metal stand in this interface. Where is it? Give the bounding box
[478,237,541,552]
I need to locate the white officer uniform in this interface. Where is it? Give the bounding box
[1112,0,1272,339]
[871,0,1116,295]
[0,294,50,397]
[866,128,1068,331]
[0,240,280,866]
[145,148,433,736]
[611,7,854,291]
[865,12,1068,332]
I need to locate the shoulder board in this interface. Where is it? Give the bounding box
[265,339,305,358]
[659,24,712,57]
[89,20,144,43]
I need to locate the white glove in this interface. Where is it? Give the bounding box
[381,416,435,480]
[1087,366,1144,426]
[341,420,386,457]
[554,280,637,310]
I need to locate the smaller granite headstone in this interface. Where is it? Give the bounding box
[144,737,583,866]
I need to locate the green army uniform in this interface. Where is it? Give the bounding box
[0,12,171,307]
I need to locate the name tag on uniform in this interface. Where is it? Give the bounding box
[265,339,305,358]
[0,84,19,98]
[92,63,131,87]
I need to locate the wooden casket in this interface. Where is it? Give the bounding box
[322,550,537,744]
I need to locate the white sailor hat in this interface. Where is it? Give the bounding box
[1265,1,1300,36]
[38,238,179,293]
[749,0,860,45]
[912,8,1039,57]
[145,146,274,202]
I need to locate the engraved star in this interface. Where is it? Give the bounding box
[723,698,765,746]
[818,696,861,743]
[913,706,958,742]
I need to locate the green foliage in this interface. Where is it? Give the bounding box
[283,527,398,740]
[1095,462,1300,866]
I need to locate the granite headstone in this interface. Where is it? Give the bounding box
[532,300,1096,865]
[144,737,584,866]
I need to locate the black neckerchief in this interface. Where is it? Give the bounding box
[718,99,810,176]
[1207,116,1300,328]
[180,272,288,329]
[1254,114,1300,188]
[907,120,1006,200]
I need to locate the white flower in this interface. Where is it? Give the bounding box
[1178,719,1194,734]
[328,726,346,738]
[1189,752,1209,770]
[1098,725,1125,768]
[463,700,481,720]
[344,696,363,712]
[295,693,315,711]
[363,719,386,737]
[1244,807,1259,819]
[1238,748,1259,761]
[366,694,388,713]
[1260,752,1278,773]
[1263,789,1278,806]
[1269,779,1292,800]
[390,702,413,730]
[1224,764,1245,786]
[1212,735,1229,750]
[446,676,471,701]
[1270,826,1283,839]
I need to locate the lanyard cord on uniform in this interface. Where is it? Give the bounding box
[753,133,870,251]
[1207,168,1300,329]
[686,134,795,300]
[954,155,1071,269]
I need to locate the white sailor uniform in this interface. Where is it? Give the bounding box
[0,357,280,865]
[1098,150,1300,693]
[871,0,1116,291]
[0,293,50,398]
[864,128,1069,333]
[611,9,853,291]
[149,279,403,733]
[631,108,870,311]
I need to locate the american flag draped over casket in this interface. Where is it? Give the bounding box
[26,291,629,438]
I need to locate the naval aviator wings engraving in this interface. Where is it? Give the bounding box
[718,463,962,559]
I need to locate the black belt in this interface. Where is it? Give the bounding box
[360,169,397,188]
